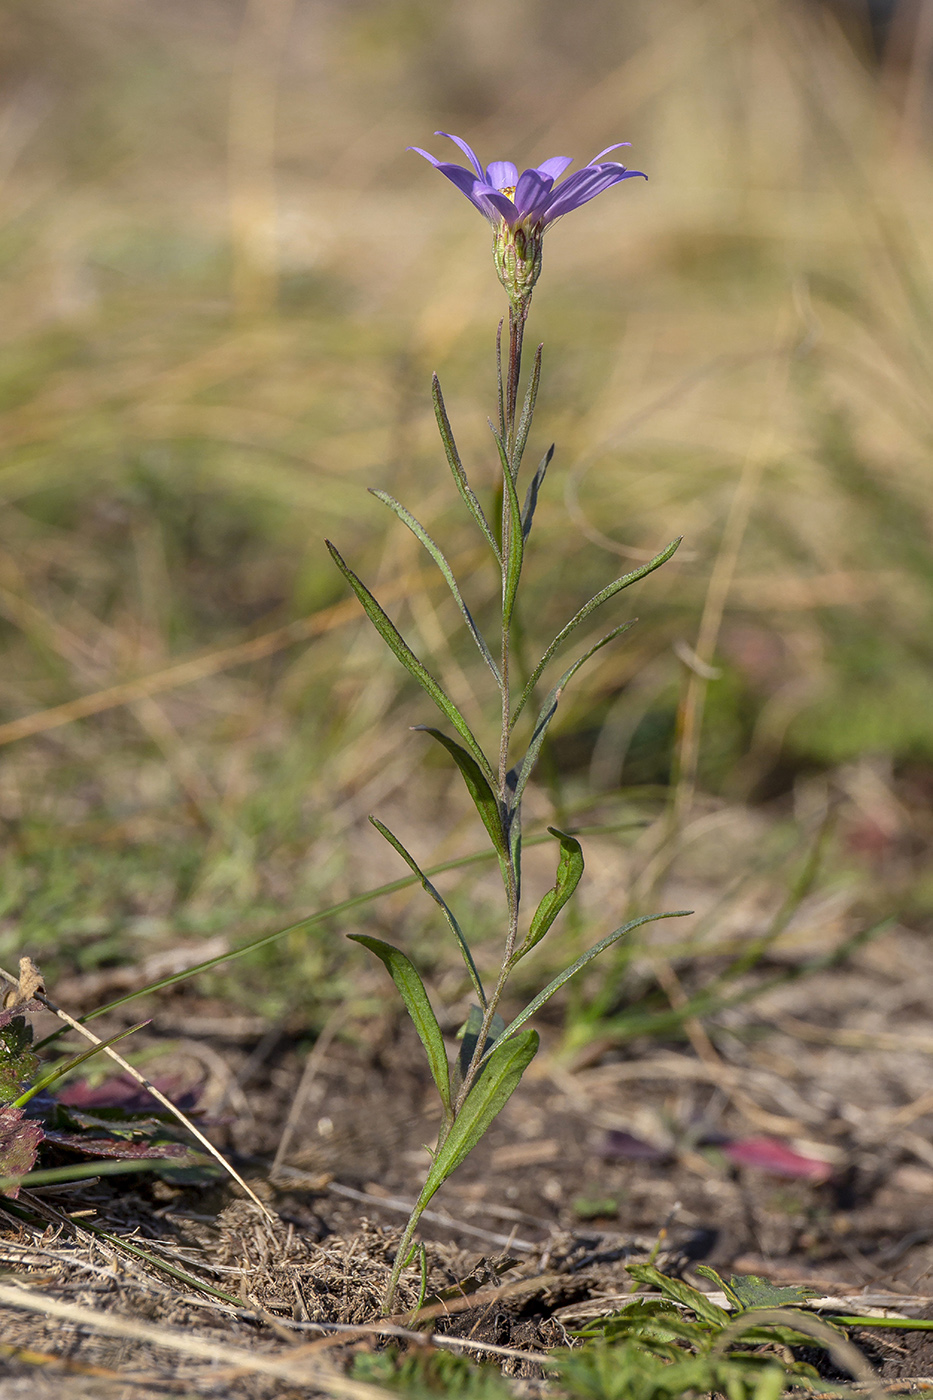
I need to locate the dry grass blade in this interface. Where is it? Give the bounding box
[0,965,274,1223]
[0,1281,395,1398]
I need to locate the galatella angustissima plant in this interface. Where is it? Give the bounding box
[328,132,688,1312]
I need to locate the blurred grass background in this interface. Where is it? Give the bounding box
[2,0,933,1033]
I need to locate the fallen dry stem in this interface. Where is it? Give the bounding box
[0,1281,395,1398]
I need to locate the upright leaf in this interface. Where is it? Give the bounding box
[432,375,500,564]
[369,818,486,1009]
[348,934,452,1118]
[414,1028,538,1212]
[521,444,554,541]
[326,541,496,785]
[485,910,692,1061]
[491,427,524,628]
[414,727,508,861]
[369,490,501,686]
[512,828,584,964]
[511,536,682,723]
[509,622,637,811]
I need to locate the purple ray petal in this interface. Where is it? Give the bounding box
[535,156,574,180]
[513,168,554,219]
[408,145,446,168]
[435,131,485,179]
[544,166,645,221]
[485,160,519,191]
[590,142,632,162]
[471,182,519,224]
[428,160,490,209]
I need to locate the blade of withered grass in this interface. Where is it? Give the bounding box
[0,1282,396,1399]
[0,966,274,1223]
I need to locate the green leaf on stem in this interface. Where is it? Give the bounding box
[512,828,584,964]
[326,540,496,785]
[369,817,486,1009]
[521,444,554,542]
[415,1028,538,1210]
[348,934,452,1118]
[509,622,637,811]
[369,491,501,686]
[491,427,524,629]
[483,910,692,1063]
[511,343,542,476]
[432,375,501,564]
[511,536,682,723]
[414,727,508,863]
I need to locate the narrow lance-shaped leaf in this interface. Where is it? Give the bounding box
[370,490,501,686]
[481,910,692,1065]
[326,540,496,786]
[509,621,637,812]
[432,375,501,564]
[414,728,508,862]
[521,444,554,542]
[491,426,524,629]
[369,817,486,1009]
[511,827,584,965]
[413,1028,538,1212]
[511,343,542,477]
[511,536,682,723]
[348,934,452,1118]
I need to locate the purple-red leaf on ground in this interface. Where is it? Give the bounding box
[719,1135,833,1182]
[58,1075,201,1113]
[42,1131,190,1159]
[601,1129,669,1162]
[0,1106,44,1196]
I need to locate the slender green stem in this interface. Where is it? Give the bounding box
[385,297,532,1311]
[382,1204,423,1315]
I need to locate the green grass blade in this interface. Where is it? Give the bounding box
[13,1021,149,1108]
[491,427,524,629]
[432,375,500,564]
[415,1028,538,1210]
[326,540,496,784]
[511,536,682,723]
[348,933,452,1118]
[511,343,542,475]
[369,816,486,1009]
[486,911,692,1061]
[512,828,584,964]
[510,622,637,811]
[521,444,554,542]
[37,827,629,1048]
[0,1157,193,1192]
[369,490,501,686]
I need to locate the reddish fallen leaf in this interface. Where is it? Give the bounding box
[0,1106,44,1196]
[601,1129,669,1162]
[58,1075,201,1113]
[42,1132,190,1159]
[720,1136,833,1182]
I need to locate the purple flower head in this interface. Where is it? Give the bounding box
[409,132,646,314]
